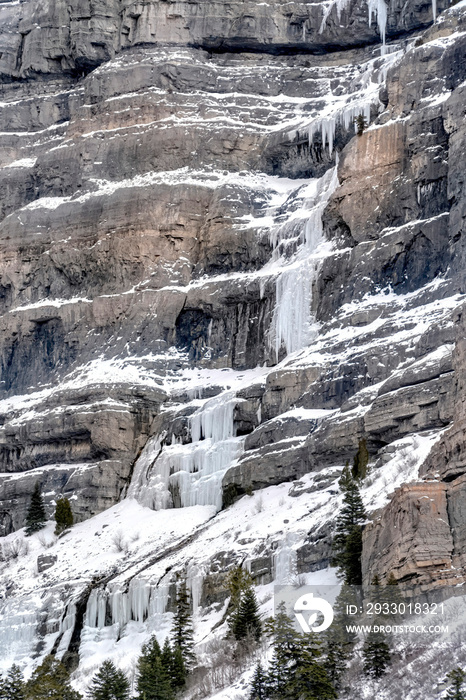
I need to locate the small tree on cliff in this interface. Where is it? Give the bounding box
[354,114,368,136]
[54,497,73,535]
[25,483,47,536]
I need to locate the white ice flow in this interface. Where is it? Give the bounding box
[269,165,339,360]
[128,391,244,512]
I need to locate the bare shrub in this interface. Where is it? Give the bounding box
[38,533,56,549]
[189,635,259,698]
[293,573,307,588]
[1,538,29,561]
[254,493,264,514]
[395,445,419,479]
[112,530,128,553]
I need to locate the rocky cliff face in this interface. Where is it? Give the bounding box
[1,0,466,693]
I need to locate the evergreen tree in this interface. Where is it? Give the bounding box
[25,482,47,536]
[332,474,366,585]
[286,634,337,700]
[169,646,186,692]
[354,114,368,136]
[445,668,466,700]
[161,639,173,674]
[88,660,130,700]
[171,582,195,670]
[231,584,262,642]
[322,626,349,692]
[136,655,173,700]
[352,438,369,480]
[264,603,335,700]
[338,464,353,492]
[362,631,391,679]
[226,565,253,610]
[24,656,82,700]
[54,497,73,535]
[2,665,25,700]
[249,663,268,700]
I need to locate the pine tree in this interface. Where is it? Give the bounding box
[322,626,349,691]
[264,603,335,699]
[332,474,366,585]
[161,639,173,674]
[226,565,253,610]
[2,665,25,700]
[24,656,82,700]
[170,646,186,692]
[231,584,262,642]
[136,636,175,700]
[362,631,391,679]
[287,634,337,700]
[446,668,466,700]
[88,660,130,700]
[338,464,353,492]
[54,497,73,535]
[136,656,173,700]
[25,482,47,536]
[354,114,368,136]
[171,582,195,670]
[352,438,369,480]
[249,663,268,700]
[265,603,302,698]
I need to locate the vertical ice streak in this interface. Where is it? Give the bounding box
[269,166,339,361]
[367,0,388,54]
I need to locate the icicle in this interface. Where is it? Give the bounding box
[187,564,204,616]
[319,0,353,33]
[85,589,107,629]
[110,584,131,627]
[432,0,437,20]
[129,578,151,623]
[367,0,388,54]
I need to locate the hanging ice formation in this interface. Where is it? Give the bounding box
[367,0,388,54]
[85,578,171,631]
[269,165,339,360]
[299,100,372,157]
[319,0,388,53]
[128,391,244,512]
[273,533,299,585]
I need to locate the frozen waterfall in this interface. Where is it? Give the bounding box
[128,391,244,512]
[273,533,299,585]
[85,579,171,631]
[269,165,339,360]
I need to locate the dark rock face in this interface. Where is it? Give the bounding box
[0,0,444,84]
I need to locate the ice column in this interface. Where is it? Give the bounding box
[367,0,388,54]
[273,534,299,585]
[269,166,339,360]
